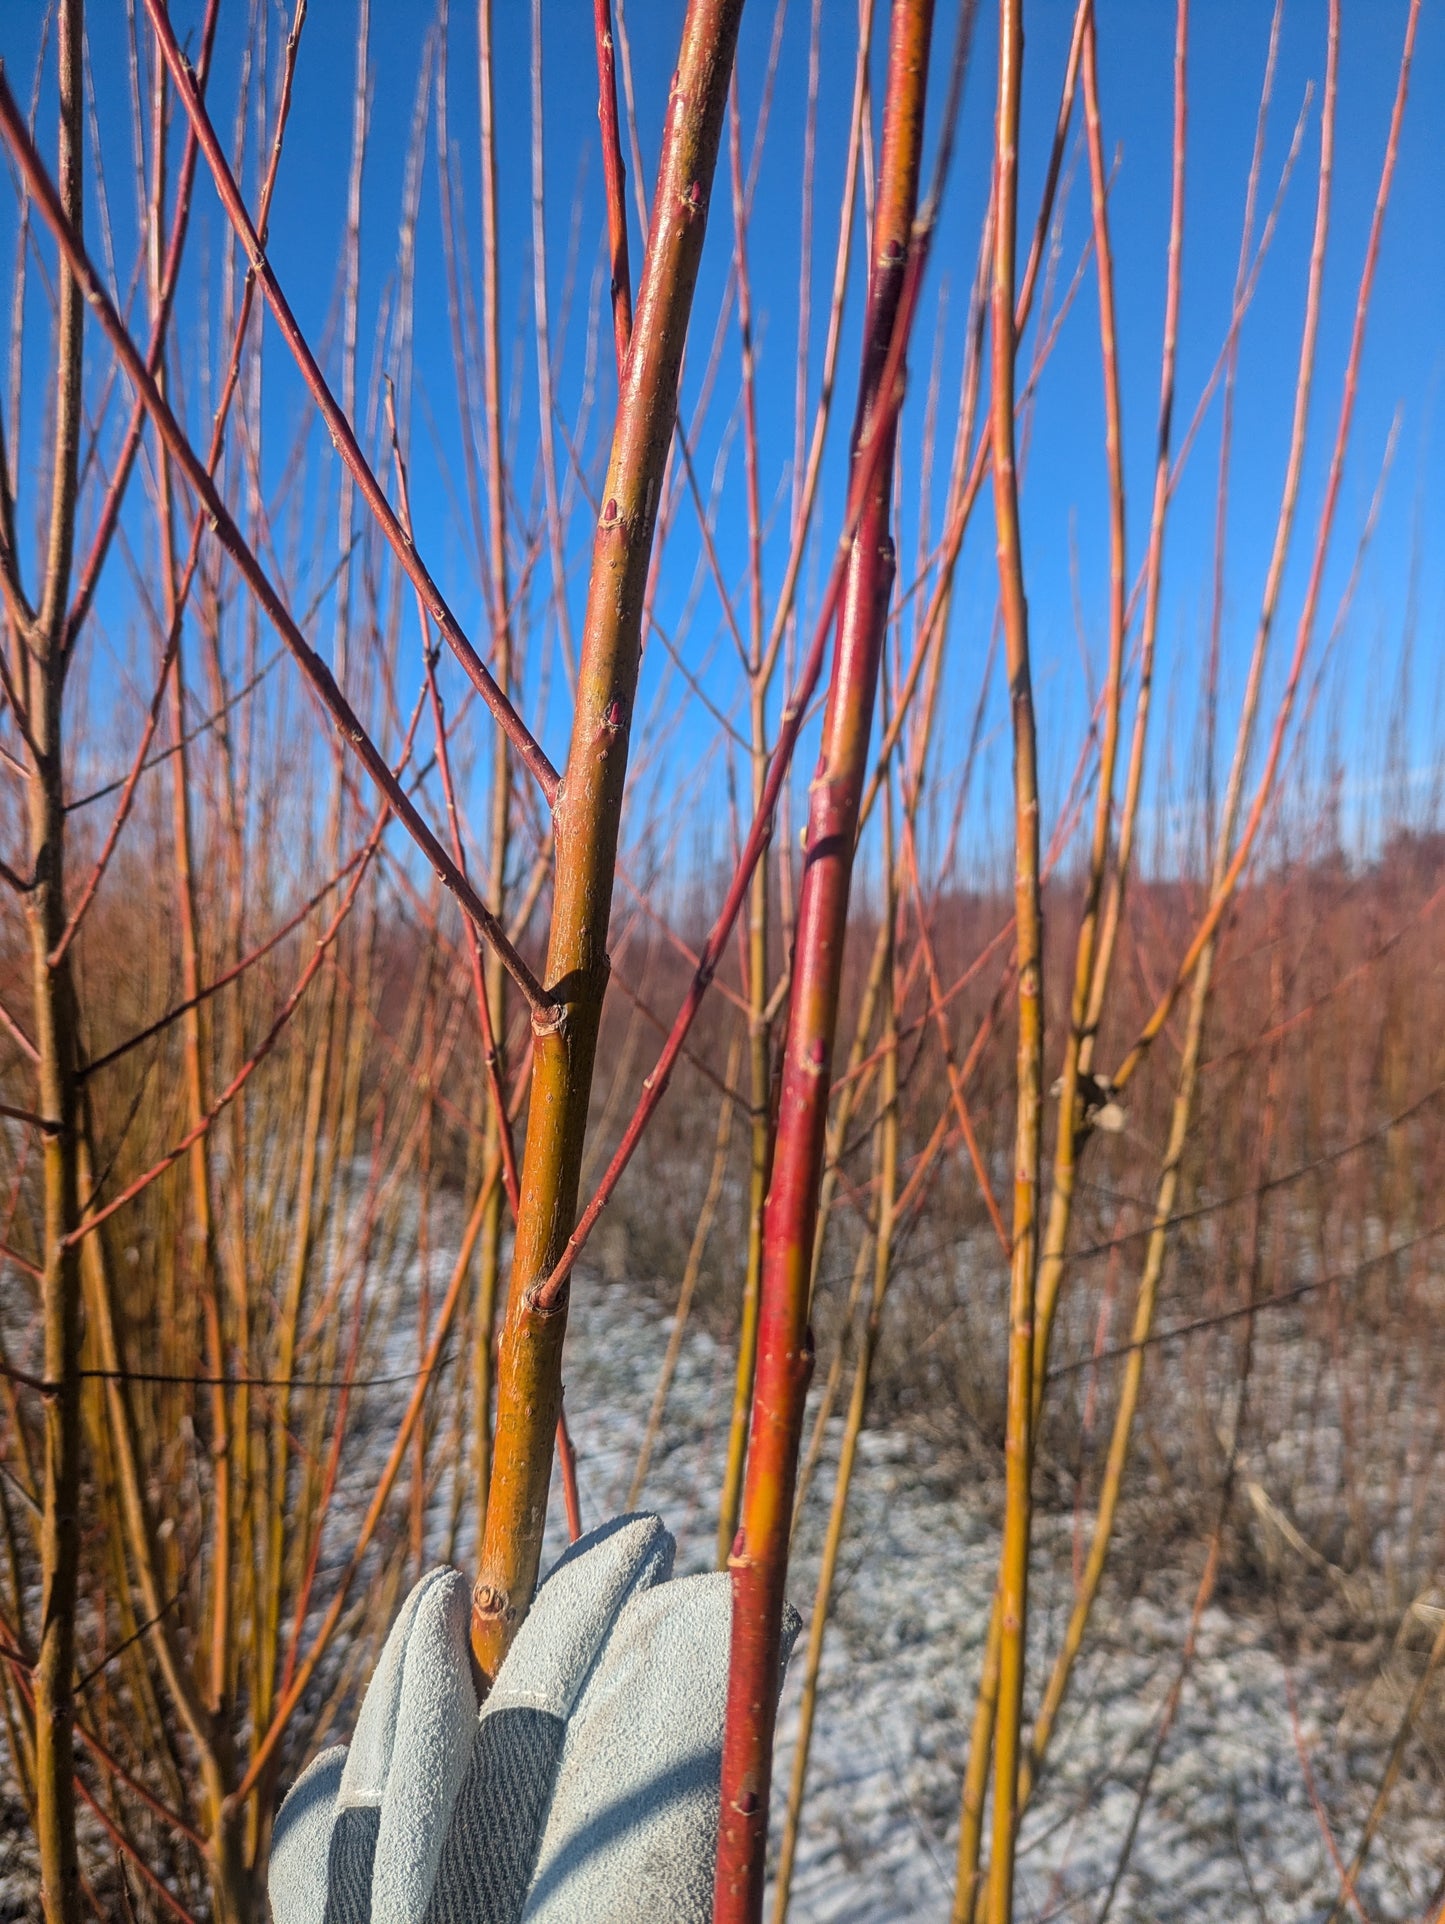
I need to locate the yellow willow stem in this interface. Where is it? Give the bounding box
[1025,0,1418,1816]
[806,890,892,1309]
[1037,0,1411,1844]
[951,1602,1002,1924]
[985,0,1045,1918]
[718,863,771,1567]
[957,12,1184,1910]
[1019,937,1213,1811]
[1074,0,1195,1088]
[1028,0,1132,1415]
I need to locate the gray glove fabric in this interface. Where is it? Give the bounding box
[269,1514,799,1924]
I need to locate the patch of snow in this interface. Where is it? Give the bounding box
[542,1278,1443,1924]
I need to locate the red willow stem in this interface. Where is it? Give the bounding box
[713,6,935,1918]
[530,207,937,1319]
[593,0,634,367]
[0,73,553,1022]
[139,0,561,807]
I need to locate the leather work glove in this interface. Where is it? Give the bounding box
[268,1514,799,1924]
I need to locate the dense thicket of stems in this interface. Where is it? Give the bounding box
[0,4,1435,1919]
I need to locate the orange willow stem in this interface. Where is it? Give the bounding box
[713,6,934,1917]
[470,0,747,1682]
[985,0,1045,1919]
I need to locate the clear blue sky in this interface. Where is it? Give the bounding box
[4,0,1441,876]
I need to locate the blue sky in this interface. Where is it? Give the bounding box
[3,0,1441,881]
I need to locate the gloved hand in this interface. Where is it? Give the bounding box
[268,1513,799,1924]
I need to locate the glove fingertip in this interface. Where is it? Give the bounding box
[269,1745,346,1924]
[494,1515,673,1721]
[370,1570,478,1919]
[344,1566,469,1807]
[540,1512,675,1597]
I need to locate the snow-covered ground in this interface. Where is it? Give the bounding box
[546,1275,1444,1924]
[4,1207,1437,1920]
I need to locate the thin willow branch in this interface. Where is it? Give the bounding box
[60,0,227,656]
[141,0,562,806]
[1112,0,1413,1100]
[0,77,553,1021]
